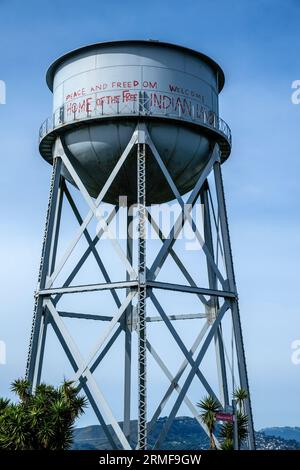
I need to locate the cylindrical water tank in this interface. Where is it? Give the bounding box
[39,40,231,204]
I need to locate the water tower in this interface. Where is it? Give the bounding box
[26,40,255,450]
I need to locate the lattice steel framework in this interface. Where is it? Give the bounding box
[26,123,255,450]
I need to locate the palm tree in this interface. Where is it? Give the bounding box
[0,379,87,450]
[0,404,30,450]
[11,378,31,403]
[234,387,248,413]
[0,398,10,412]
[219,388,249,450]
[197,395,221,450]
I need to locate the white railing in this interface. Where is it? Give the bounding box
[39,93,231,145]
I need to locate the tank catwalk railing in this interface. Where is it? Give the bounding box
[39,92,231,145]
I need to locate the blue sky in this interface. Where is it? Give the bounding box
[1,0,300,431]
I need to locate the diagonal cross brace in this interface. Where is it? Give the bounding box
[147,320,210,433]
[49,314,118,450]
[52,207,119,306]
[145,338,221,450]
[47,130,138,288]
[46,299,132,450]
[72,291,136,383]
[145,209,209,307]
[59,149,136,281]
[148,144,220,282]
[147,135,225,288]
[62,181,121,308]
[150,292,220,402]
[153,301,229,449]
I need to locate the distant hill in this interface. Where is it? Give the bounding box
[73,417,210,450]
[260,427,300,443]
[72,417,300,450]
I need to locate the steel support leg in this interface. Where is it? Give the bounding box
[34,314,49,386]
[26,157,62,387]
[213,159,256,449]
[201,185,229,408]
[137,139,147,450]
[123,212,133,441]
